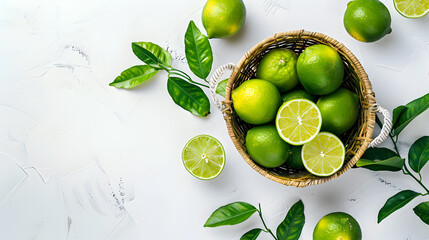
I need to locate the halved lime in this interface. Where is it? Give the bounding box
[394,0,429,18]
[302,132,345,177]
[182,135,225,180]
[275,99,322,145]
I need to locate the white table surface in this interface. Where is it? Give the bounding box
[1,0,429,239]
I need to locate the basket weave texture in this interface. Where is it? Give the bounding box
[223,30,376,187]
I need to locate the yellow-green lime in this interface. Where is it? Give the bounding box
[394,0,429,18]
[275,99,322,145]
[317,88,359,136]
[281,89,317,103]
[182,135,225,180]
[246,125,291,168]
[232,79,281,125]
[297,45,344,95]
[344,0,392,42]
[313,212,362,240]
[302,132,345,177]
[202,0,246,39]
[256,49,299,93]
[286,146,305,170]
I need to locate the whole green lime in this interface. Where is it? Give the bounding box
[317,88,359,136]
[256,49,299,93]
[246,125,290,168]
[281,89,317,103]
[297,45,344,95]
[202,0,246,39]
[232,79,281,125]
[286,146,305,170]
[313,212,362,240]
[344,0,392,42]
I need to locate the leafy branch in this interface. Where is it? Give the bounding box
[109,20,213,117]
[357,93,429,224]
[204,200,305,240]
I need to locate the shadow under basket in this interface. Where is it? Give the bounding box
[223,30,377,187]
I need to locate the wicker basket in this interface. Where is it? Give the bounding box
[209,30,391,187]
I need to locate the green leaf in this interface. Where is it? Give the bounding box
[240,228,263,240]
[276,200,305,240]
[378,190,420,223]
[408,136,429,173]
[392,105,407,128]
[184,20,213,79]
[167,77,210,117]
[109,65,158,89]
[132,42,172,69]
[392,93,429,136]
[216,79,228,97]
[413,201,429,225]
[204,202,258,227]
[357,148,404,171]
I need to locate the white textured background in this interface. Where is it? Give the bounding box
[1,0,429,239]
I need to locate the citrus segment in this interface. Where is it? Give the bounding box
[182,135,225,180]
[394,0,429,18]
[302,132,345,177]
[276,99,322,145]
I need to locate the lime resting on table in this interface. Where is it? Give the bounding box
[313,212,362,240]
[394,0,429,18]
[302,132,345,177]
[276,99,322,145]
[182,135,225,180]
[202,0,246,38]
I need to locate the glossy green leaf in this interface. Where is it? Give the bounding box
[184,20,213,79]
[378,190,420,223]
[392,105,407,128]
[216,79,228,97]
[276,200,305,240]
[408,136,429,173]
[413,201,429,225]
[240,228,263,240]
[132,42,172,69]
[167,77,210,117]
[109,65,158,89]
[357,148,404,171]
[204,202,258,227]
[392,93,429,136]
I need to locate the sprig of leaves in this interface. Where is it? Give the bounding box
[204,200,305,240]
[356,93,429,225]
[110,21,213,117]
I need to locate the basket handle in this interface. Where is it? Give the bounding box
[369,104,393,148]
[209,63,236,111]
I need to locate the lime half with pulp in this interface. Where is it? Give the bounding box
[182,135,225,180]
[302,132,345,177]
[276,99,322,145]
[394,0,429,18]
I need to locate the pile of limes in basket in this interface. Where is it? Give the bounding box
[233,45,360,177]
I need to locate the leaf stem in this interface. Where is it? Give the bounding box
[258,204,278,240]
[168,69,209,88]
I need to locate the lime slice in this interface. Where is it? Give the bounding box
[302,132,345,177]
[182,135,225,180]
[275,99,322,145]
[394,0,429,18]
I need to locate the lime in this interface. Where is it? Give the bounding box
[232,79,281,125]
[297,45,344,95]
[302,132,345,177]
[344,0,392,42]
[202,0,246,39]
[394,0,429,18]
[317,88,359,136]
[286,146,305,170]
[182,135,225,180]
[281,89,317,103]
[256,49,299,93]
[275,99,322,145]
[313,212,362,240]
[246,125,291,168]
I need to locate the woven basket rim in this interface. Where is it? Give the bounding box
[223,29,376,187]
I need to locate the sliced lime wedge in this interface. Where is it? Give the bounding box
[394,0,429,18]
[182,135,225,180]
